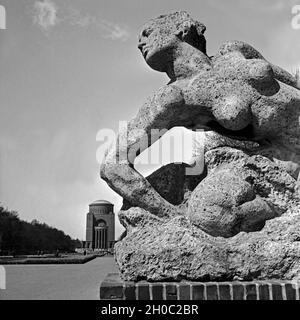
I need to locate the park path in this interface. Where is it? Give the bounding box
[0,256,117,300]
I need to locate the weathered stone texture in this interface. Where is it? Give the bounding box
[101,11,300,281]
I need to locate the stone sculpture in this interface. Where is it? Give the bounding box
[100,11,300,281]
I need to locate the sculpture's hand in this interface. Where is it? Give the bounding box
[161,203,187,217]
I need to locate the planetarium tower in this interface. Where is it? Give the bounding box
[85,200,115,250]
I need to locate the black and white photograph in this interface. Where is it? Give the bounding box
[0,0,300,314]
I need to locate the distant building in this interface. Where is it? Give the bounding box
[85,200,115,250]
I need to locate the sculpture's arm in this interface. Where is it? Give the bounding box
[270,64,300,89]
[100,85,186,218]
[215,40,300,90]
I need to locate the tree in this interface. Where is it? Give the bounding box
[0,205,79,255]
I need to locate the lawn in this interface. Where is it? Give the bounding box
[0,254,98,264]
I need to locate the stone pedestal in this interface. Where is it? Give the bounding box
[100,273,300,300]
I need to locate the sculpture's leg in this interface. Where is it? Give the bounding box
[121,162,205,211]
[187,166,275,237]
[118,162,205,237]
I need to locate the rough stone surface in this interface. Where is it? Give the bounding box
[101,11,300,281]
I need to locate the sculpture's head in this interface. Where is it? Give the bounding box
[138,11,207,72]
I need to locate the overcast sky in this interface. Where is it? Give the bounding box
[0,0,299,240]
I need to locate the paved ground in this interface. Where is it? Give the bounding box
[0,256,117,300]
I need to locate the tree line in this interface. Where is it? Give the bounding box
[0,206,81,255]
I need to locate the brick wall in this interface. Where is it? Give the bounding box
[100,273,300,300]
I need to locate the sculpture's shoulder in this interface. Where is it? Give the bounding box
[131,84,186,130]
[140,84,185,114]
[218,40,264,59]
[155,83,185,104]
[214,40,264,60]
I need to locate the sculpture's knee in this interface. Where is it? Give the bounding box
[187,168,256,237]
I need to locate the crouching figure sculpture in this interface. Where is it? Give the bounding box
[101,11,300,281]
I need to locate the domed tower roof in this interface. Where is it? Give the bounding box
[89,200,113,206]
[88,200,114,215]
